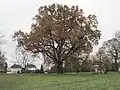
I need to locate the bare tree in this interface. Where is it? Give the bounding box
[101,38,120,72]
[0,33,5,44]
[15,47,36,68]
[0,33,7,72]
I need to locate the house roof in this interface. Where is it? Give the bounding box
[26,64,36,68]
[11,64,22,68]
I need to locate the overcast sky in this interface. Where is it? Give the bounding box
[0,0,120,67]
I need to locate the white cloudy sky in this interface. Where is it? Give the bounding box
[0,0,120,67]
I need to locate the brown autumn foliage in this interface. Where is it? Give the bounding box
[13,4,101,73]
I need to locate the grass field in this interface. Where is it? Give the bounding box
[0,72,120,90]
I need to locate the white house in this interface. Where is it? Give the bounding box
[94,65,100,72]
[26,64,36,71]
[94,64,105,73]
[10,64,22,73]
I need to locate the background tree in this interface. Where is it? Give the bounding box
[0,33,5,44]
[0,51,6,72]
[103,56,112,72]
[64,56,81,72]
[15,47,36,69]
[96,47,112,73]
[13,32,37,69]
[102,38,120,72]
[81,59,94,72]
[4,62,7,73]
[0,34,7,73]
[96,47,105,73]
[13,4,101,73]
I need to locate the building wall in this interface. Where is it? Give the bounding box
[27,67,36,71]
[118,68,120,72]
[10,68,22,73]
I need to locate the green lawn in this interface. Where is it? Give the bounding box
[0,72,120,90]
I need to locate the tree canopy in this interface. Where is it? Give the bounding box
[13,4,101,73]
[101,33,120,72]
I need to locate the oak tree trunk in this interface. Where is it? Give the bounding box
[114,57,118,72]
[56,62,64,74]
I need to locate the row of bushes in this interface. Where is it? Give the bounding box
[20,69,44,74]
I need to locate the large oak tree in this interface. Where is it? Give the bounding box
[13,4,101,73]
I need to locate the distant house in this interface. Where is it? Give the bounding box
[25,64,36,71]
[93,61,105,73]
[94,65,100,72]
[116,62,120,72]
[10,64,22,73]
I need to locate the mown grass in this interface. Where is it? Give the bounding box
[0,72,120,90]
